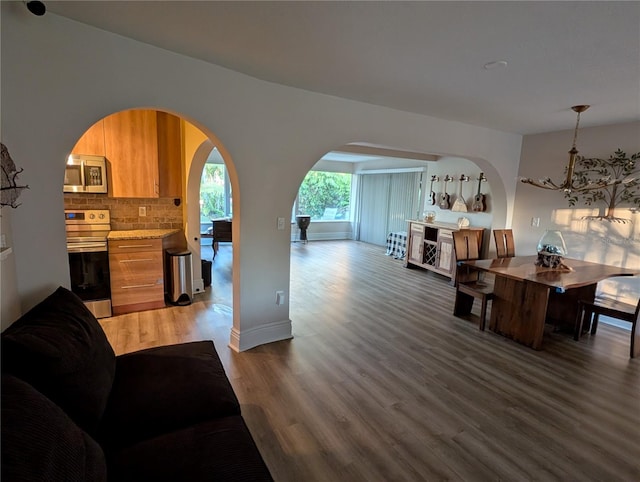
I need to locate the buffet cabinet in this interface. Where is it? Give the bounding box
[405,220,484,281]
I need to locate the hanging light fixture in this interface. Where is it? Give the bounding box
[520,105,620,193]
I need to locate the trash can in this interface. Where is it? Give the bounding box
[201,259,212,288]
[165,249,193,305]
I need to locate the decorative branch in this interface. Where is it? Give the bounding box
[1,143,29,209]
[565,148,639,223]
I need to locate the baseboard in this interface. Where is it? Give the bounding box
[290,233,353,242]
[229,319,293,352]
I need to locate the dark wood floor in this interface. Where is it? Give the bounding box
[100,240,640,482]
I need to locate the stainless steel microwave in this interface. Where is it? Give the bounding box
[64,155,108,193]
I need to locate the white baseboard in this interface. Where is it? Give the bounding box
[228,319,293,352]
[290,232,353,242]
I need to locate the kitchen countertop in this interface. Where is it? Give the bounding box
[108,228,181,241]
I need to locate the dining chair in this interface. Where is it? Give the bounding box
[574,296,640,358]
[493,229,515,258]
[452,230,494,330]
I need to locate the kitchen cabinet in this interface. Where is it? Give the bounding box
[72,110,182,198]
[109,238,165,315]
[405,220,483,282]
[156,111,183,198]
[104,110,160,198]
[108,230,184,315]
[71,119,106,157]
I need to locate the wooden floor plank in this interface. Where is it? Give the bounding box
[100,240,640,481]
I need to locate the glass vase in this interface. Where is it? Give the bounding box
[536,230,567,268]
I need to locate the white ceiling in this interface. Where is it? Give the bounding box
[44,1,640,136]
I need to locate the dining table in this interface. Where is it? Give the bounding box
[460,255,639,350]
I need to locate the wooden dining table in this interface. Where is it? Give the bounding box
[460,255,639,349]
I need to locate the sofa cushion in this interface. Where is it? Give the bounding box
[1,286,116,433]
[109,415,273,482]
[1,374,108,482]
[100,340,241,450]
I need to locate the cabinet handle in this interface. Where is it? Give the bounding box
[117,245,154,249]
[119,258,154,263]
[121,283,157,289]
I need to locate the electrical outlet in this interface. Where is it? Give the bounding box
[0,234,6,248]
[139,206,147,217]
[531,217,540,227]
[276,290,285,305]
[277,217,285,230]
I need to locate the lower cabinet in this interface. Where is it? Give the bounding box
[109,239,165,315]
[405,220,483,282]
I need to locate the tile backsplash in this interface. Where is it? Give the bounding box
[64,194,183,231]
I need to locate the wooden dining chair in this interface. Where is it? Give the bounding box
[452,230,494,330]
[574,296,640,358]
[493,229,515,258]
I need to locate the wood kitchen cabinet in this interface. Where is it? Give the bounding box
[71,119,106,157]
[109,238,165,315]
[104,110,160,198]
[72,110,182,198]
[405,220,483,282]
[156,111,183,198]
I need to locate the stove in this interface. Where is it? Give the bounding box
[65,209,112,318]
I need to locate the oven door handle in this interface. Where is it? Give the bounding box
[67,242,108,253]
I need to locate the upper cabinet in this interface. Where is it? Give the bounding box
[71,119,106,157]
[156,112,182,199]
[71,110,182,199]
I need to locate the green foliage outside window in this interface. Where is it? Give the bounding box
[200,164,227,221]
[297,171,351,220]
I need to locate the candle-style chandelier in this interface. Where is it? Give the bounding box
[520,105,624,193]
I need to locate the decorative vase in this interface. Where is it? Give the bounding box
[536,230,567,268]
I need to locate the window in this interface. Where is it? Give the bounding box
[200,162,231,227]
[293,171,352,221]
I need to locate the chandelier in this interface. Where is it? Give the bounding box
[520,105,621,193]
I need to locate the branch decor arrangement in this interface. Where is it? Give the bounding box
[1,143,29,209]
[564,148,639,223]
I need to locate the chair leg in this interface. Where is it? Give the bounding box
[479,297,488,331]
[574,303,585,341]
[454,290,474,317]
[631,320,639,358]
[590,313,600,335]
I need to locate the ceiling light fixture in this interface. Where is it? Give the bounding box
[520,105,629,193]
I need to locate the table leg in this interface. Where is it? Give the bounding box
[489,276,549,350]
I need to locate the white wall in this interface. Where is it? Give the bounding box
[2,5,522,350]
[1,210,21,330]
[421,157,495,255]
[514,121,640,303]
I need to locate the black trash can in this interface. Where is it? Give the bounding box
[201,259,212,288]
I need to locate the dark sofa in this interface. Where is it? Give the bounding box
[1,287,273,481]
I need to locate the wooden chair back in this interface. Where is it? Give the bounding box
[452,230,481,262]
[452,230,482,285]
[493,229,515,258]
[452,229,494,331]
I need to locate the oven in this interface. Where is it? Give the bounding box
[65,209,112,318]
